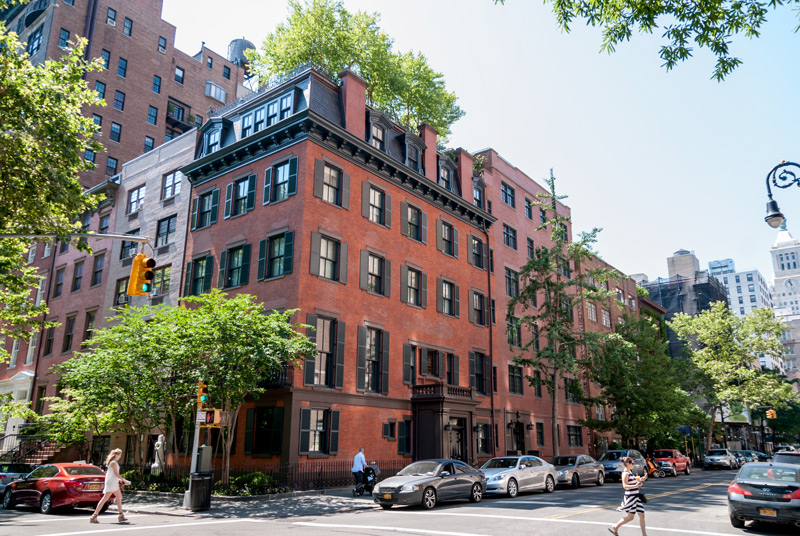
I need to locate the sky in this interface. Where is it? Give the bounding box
[161,0,800,283]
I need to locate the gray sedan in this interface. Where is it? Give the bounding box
[373,459,486,509]
[551,455,605,487]
[481,456,556,497]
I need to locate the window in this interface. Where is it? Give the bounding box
[407,145,420,172]
[158,36,167,53]
[65,0,74,5]
[28,26,44,55]
[205,81,226,103]
[9,340,20,367]
[738,296,744,304]
[507,316,521,347]
[601,308,611,328]
[110,122,121,142]
[42,243,51,259]
[53,268,64,298]
[446,353,457,385]
[525,198,533,219]
[748,284,755,292]
[477,423,491,454]
[439,164,453,191]
[83,311,96,341]
[120,229,139,259]
[71,262,83,292]
[533,370,542,397]
[152,265,171,295]
[473,352,488,396]
[195,115,203,127]
[300,408,330,454]
[147,105,158,125]
[91,114,102,127]
[567,425,583,447]
[26,243,37,264]
[223,65,231,79]
[113,90,125,111]
[117,57,127,77]
[509,365,523,395]
[382,421,396,440]
[364,327,383,393]
[58,28,70,47]
[94,81,106,100]
[174,66,185,84]
[406,205,422,241]
[253,108,265,132]
[366,253,385,294]
[319,236,339,280]
[322,164,341,206]
[205,129,220,153]
[540,207,547,225]
[59,240,69,254]
[398,420,412,455]
[503,224,517,249]
[25,332,37,364]
[565,378,581,404]
[527,237,535,259]
[123,17,132,36]
[100,49,110,69]
[193,189,219,230]
[144,136,155,152]
[750,295,757,303]
[266,101,278,125]
[471,291,486,326]
[441,280,456,316]
[368,186,385,225]
[62,316,76,353]
[43,326,55,356]
[221,244,250,288]
[740,307,745,315]
[471,236,485,269]
[206,56,213,69]
[371,124,385,150]
[501,183,515,207]
[423,349,442,378]
[473,183,484,210]
[128,185,145,213]
[279,94,293,119]
[261,231,293,279]
[227,176,253,217]
[505,268,519,297]
[440,222,455,256]
[267,158,298,203]
[114,278,129,306]
[152,75,161,94]
[90,254,104,286]
[405,267,422,306]
[156,215,177,247]
[161,171,181,199]
[587,303,597,322]
[313,317,335,386]
[241,113,253,137]
[189,256,213,295]
[106,7,116,25]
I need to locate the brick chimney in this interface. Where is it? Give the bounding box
[419,123,438,180]
[339,69,367,139]
[455,148,474,202]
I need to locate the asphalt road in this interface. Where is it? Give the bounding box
[0,469,798,536]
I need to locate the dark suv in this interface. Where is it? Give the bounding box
[599,449,647,481]
[773,452,800,465]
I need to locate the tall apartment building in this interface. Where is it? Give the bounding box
[1,0,246,188]
[770,222,800,315]
[707,259,773,318]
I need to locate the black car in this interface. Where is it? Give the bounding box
[773,452,800,465]
[739,450,772,463]
[728,462,800,529]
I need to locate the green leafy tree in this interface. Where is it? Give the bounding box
[509,172,618,455]
[669,302,798,451]
[248,0,464,139]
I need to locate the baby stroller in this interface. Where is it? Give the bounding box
[356,464,381,496]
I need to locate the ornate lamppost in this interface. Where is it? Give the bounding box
[764,161,800,228]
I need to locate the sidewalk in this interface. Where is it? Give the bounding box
[109,487,377,519]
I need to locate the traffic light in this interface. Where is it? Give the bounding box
[205,410,216,425]
[197,381,209,407]
[126,253,157,296]
[766,409,777,419]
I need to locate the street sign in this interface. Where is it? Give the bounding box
[196,410,207,423]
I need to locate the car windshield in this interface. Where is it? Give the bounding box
[773,453,800,464]
[398,461,440,476]
[599,452,623,461]
[0,464,33,473]
[551,456,577,466]
[707,450,727,456]
[653,451,674,458]
[739,465,799,482]
[62,466,105,476]
[481,458,518,469]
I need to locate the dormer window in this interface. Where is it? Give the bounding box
[438,157,457,194]
[242,113,253,137]
[254,108,265,132]
[473,178,485,210]
[206,130,220,154]
[279,94,293,119]
[408,146,419,171]
[367,110,392,153]
[371,124,385,151]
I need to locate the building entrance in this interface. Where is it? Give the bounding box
[448,417,467,461]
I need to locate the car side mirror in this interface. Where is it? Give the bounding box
[440,471,450,477]
[520,464,527,469]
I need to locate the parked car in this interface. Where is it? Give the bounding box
[599,449,647,481]
[773,452,800,465]
[550,455,605,488]
[774,445,798,453]
[732,451,750,467]
[0,463,34,493]
[704,449,739,470]
[373,459,486,509]
[652,449,691,476]
[739,450,772,463]
[2,463,108,514]
[728,462,800,529]
[481,455,556,497]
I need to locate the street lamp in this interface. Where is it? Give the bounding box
[764,161,800,228]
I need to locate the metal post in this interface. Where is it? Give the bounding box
[182,414,202,508]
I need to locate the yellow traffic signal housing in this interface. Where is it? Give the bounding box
[126,253,157,296]
[197,381,209,408]
[766,409,777,419]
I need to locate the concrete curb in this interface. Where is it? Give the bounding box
[123,488,324,502]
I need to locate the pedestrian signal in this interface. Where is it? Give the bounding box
[205,410,216,424]
[197,381,209,407]
[766,409,777,419]
[126,253,157,296]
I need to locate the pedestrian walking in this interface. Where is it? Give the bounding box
[351,447,367,496]
[90,448,131,524]
[609,456,647,536]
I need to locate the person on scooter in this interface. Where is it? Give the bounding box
[352,447,367,497]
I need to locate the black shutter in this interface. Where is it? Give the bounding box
[210,188,219,225]
[398,421,407,455]
[335,320,345,389]
[341,171,350,209]
[384,259,391,298]
[356,325,367,391]
[224,182,233,219]
[436,277,443,313]
[287,157,298,196]
[454,284,460,318]
[183,261,192,296]
[453,227,459,258]
[244,408,255,455]
[403,344,413,385]
[269,407,284,454]
[263,167,272,205]
[246,174,256,211]
[203,256,214,292]
[339,242,348,284]
[217,250,228,289]
[359,250,369,291]
[257,239,267,281]
[468,289,475,324]
[299,408,310,454]
[190,197,198,230]
[304,314,317,386]
[313,159,324,199]
[421,210,427,244]
[240,243,251,285]
[329,410,340,455]
[469,351,476,388]
[381,330,390,394]
[400,265,408,303]
[436,219,443,252]
[309,232,321,276]
[438,351,445,379]
[400,202,408,237]
[283,231,294,274]
[454,355,460,386]
[420,272,427,309]
[361,181,370,219]
[385,192,392,228]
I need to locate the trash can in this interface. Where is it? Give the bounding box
[189,472,212,512]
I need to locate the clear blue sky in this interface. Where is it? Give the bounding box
[162,0,800,284]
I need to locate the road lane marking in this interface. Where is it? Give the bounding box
[294,522,489,536]
[495,500,565,505]
[19,515,146,523]
[33,518,264,536]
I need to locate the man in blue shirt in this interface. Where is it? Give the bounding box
[352,447,367,496]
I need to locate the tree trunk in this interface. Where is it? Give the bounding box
[221,404,241,486]
[705,405,718,454]
[551,366,560,456]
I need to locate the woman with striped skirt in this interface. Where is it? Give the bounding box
[609,456,647,535]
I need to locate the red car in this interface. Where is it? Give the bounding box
[2,463,109,514]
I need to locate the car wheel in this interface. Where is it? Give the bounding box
[730,515,745,528]
[657,469,666,478]
[571,474,580,489]
[507,478,518,498]
[422,487,437,509]
[2,489,14,510]
[469,483,483,503]
[40,491,54,515]
[544,475,555,493]
[596,472,604,486]
[684,465,690,476]
[380,504,393,510]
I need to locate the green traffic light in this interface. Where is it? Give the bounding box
[142,283,152,292]
[200,395,208,402]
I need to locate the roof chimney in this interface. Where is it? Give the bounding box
[419,123,438,180]
[338,69,367,139]
[455,148,473,202]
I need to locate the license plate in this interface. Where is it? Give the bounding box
[759,508,777,517]
[88,483,102,490]
[383,493,392,499]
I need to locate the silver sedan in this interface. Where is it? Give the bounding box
[551,454,605,487]
[481,455,556,497]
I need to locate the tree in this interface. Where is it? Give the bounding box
[495,0,793,81]
[509,171,618,455]
[248,0,464,140]
[669,302,798,451]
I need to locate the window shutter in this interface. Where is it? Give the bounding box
[454,284,460,318]
[385,193,392,228]
[436,277,443,313]
[468,289,475,324]
[224,182,233,219]
[339,242,348,284]
[384,259,391,298]
[382,423,390,438]
[400,202,408,237]
[341,171,350,209]
[359,250,369,291]
[466,236,474,267]
[283,231,294,274]
[436,219,443,252]
[217,250,228,289]
[356,325,367,391]
[309,232,321,276]
[287,157,298,196]
[263,167,272,205]
[420,272,427,309]
[243,408,255,455]
[361,181,370,219]
[246,174,256,211]
[269,407,284,454]
[469,351,476,388]
[419,348,427,375]
[454,355,460,386]
[304,314,317,386]
[257,239,267,281]
[482,242,488,271]
[240,243,251,285]
[210,188,219,224]
[190,197,198,230]
[203,256,214,292]
[400,265,408,303]
[398,421,407,455]
[421,210,427,244]
[485,357,492,395]
[313,159,324,199]
[453,227,459,258]
[329,410,340,455]
[299,408,310,454]
[381,330,390,394]
[183,261,193,296]
[438,351,445,379]
[335,320,346,389]
[403,344,413,385]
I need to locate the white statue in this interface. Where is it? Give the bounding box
[151,434,166,475]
